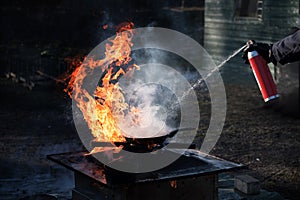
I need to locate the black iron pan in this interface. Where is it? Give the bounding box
[113,129,179,153]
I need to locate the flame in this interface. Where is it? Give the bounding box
[102,24,108,30]
[129,106,141,126]
[65,22,140,145]
[170,180,177,188]
[85,146,123,156]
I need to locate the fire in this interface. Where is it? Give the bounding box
[102,24,108,30]
[170,180,177,188]
[129,106,141,126]
[65,22,140,145]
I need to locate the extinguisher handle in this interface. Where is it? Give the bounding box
[242,40,273,64]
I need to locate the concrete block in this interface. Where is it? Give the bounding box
[234,175,260,195]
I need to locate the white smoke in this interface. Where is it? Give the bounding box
[115,49,185,138]
[117,81,169,138]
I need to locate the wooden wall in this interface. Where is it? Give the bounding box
[204,0,300,84]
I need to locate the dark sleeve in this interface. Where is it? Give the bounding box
[271,30,300,65]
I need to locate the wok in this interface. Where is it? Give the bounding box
[113,128,179,153]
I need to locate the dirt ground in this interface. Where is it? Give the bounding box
[210,84,300,199]
[0,78,299,199]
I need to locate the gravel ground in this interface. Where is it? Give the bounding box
[0,79,299,199]
[210,84,300,200]
[0,80,83,199]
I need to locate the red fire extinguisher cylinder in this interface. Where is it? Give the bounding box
[248,51,279,102]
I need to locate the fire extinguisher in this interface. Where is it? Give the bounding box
[248,50,280,102]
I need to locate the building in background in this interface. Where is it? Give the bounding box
[204,0,300,115]
[204,0,299,83]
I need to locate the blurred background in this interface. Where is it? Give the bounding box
[0,0,299,199]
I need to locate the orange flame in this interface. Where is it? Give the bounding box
[170,180,177,188]
[65,22,139,144]
[102,24,108,30]
[129,106,141,126]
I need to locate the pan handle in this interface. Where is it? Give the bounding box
[167,127,196,138]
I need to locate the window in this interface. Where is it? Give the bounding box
[235,0,263,20]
